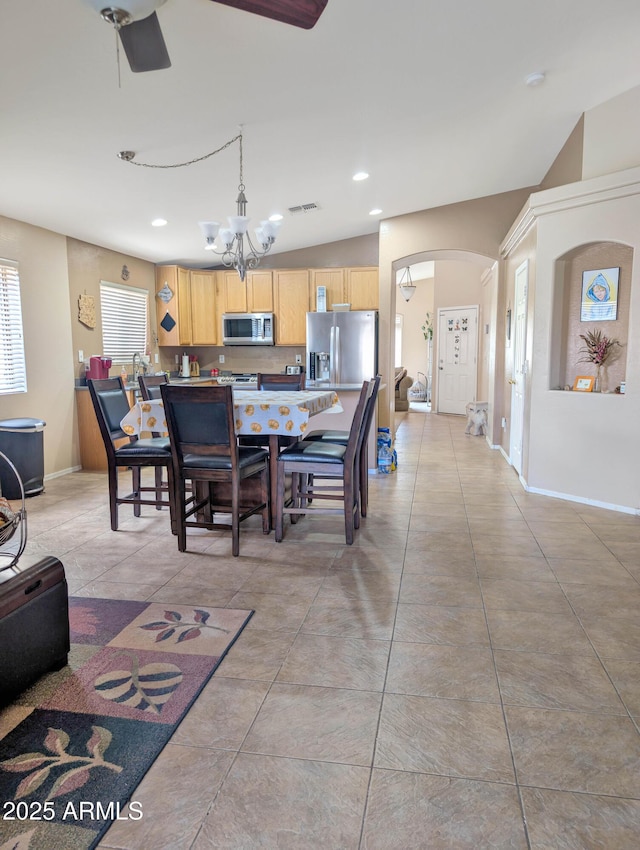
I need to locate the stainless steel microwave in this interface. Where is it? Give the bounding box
[222,312,275,346]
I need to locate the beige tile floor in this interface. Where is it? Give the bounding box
[13,409,640,848]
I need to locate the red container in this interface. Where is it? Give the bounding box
[86,356,112,379]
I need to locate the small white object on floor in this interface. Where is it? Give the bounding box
[465,402,488,436]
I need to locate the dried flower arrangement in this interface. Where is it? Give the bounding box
[578,329,620,366]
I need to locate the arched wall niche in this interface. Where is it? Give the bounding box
[550,241,632,392]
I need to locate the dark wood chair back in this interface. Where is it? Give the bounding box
[274,378,374,545]
[160,384,270,556]
[257,372,305,391]
[138,373,169,400]
[87,377,172,530]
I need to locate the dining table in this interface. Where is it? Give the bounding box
[120,387,343,526]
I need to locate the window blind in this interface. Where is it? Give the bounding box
[100,281,148,363]
[0,259,27,395]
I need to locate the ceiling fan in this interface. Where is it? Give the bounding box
[85,0,329,73]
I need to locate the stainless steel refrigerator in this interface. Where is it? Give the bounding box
[306,310,378,385]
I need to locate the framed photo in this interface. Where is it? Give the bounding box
[573,375,595,392]
[581,267,619,321]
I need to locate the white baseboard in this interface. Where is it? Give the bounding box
[522,483,640,516]
[44,465,83,481]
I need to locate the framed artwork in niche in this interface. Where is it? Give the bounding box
[581,267,619,322]
[573,375,595,392]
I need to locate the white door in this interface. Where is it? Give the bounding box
[509,260,528,475]
[436,306,478,414]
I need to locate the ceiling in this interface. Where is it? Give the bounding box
[2,0,640,269]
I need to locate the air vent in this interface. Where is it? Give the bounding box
[288,202,321,215]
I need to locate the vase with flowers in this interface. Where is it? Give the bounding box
[578,329,620,392]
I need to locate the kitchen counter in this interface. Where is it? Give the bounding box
[74,376,220,391]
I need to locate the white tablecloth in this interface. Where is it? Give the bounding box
[120,390,342,438]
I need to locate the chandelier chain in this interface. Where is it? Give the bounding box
[120,133,242,170]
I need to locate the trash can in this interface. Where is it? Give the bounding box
[0,418,46,498]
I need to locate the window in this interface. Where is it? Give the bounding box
[0,259,27,395]
[395,313,403,367]
[100,281,148,364]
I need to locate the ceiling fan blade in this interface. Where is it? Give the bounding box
[210,0,328,30]
[118,12,171,72]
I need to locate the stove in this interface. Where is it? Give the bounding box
[231,373,257,384]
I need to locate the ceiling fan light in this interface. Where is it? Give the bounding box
[85,0,168,23]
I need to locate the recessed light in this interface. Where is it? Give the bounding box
[268,213,283,222]
[151,218,168,227]
[525,72,545,87]
[352,171,369,181]
[369,208,382,216]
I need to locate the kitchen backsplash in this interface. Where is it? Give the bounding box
[159,346,305,376]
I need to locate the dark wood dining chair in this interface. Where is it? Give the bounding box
[274,378,373,545]
[239,372,305,450]
[138,373,169,400]
[256,372,305,391]
[301,374,381,517]
[160,384,270,556]
[87,377,173,531]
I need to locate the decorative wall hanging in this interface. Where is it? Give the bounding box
[581,267,619,321]
[78,293,96,329]
[160,312,176,332]
[157,283,174,303]
[121,264,130,281]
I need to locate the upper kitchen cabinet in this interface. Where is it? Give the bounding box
[273,269,310,345]
[189,270,218,345]
[309,267,379,311]
[247,270,274,312]
[155,266,217,346]
[156,266,190,346]
[309,268,345,311]
[220,269,273,313]
[346,267,379,310]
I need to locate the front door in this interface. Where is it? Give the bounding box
[436,306,479,414]
[509,261,528,476]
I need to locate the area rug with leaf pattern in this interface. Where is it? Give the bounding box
[0,597,253,850]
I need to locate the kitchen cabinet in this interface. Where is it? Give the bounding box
[156,266,189,346]
[220,269,273,313]
[155,266,217,346]
[189,270,217,345]
[273,269,310,345]
[247,270,274,312]
[309,269,345,311]
[309,267,378,311]
[156,264,376,347]
[346,266,379,310]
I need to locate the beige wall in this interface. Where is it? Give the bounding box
[0,216,76,477]
[582,84,640,180]
[540,116,584,191]
[217,233,379,270]
[67,239,157,380]
[395,276,434,387]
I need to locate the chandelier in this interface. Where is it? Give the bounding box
[198,134,281,282]
[117,130,281,282]
[398,266,416,301]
